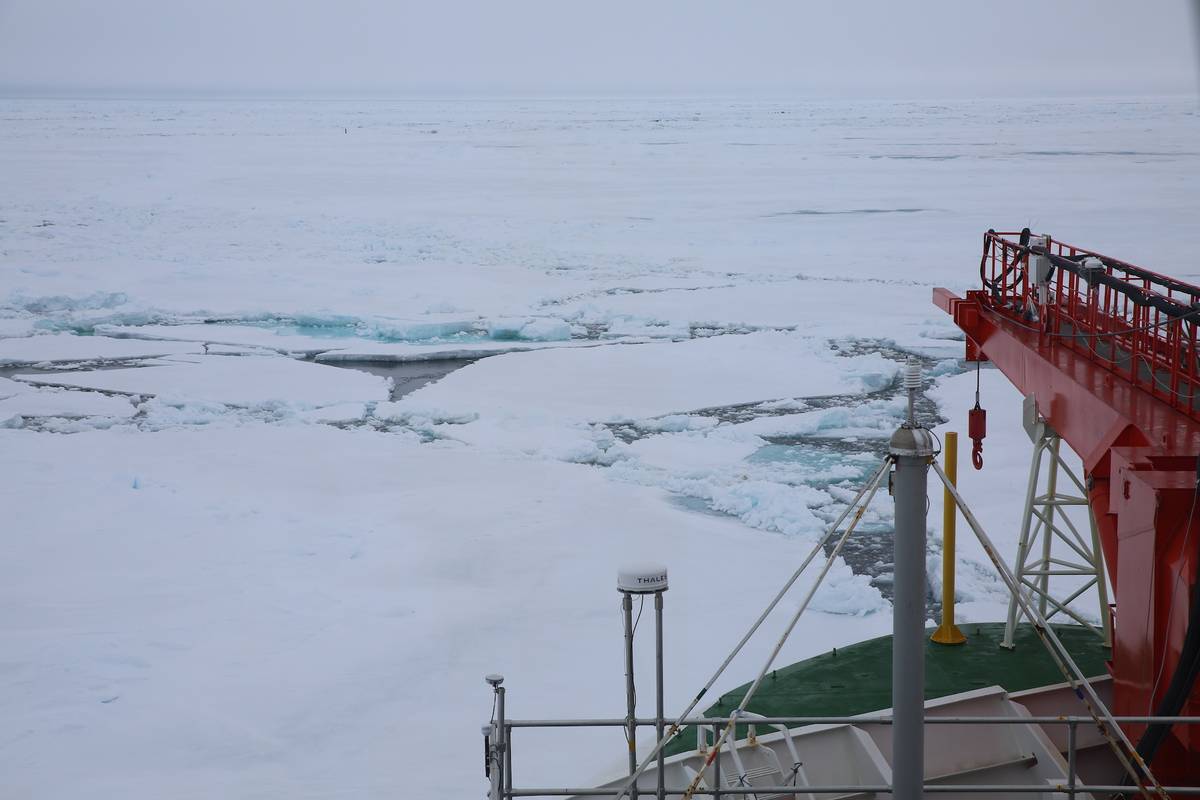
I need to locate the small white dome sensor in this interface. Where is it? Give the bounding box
[617,564,668,594]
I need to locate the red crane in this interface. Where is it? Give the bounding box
[935,230,1200,786]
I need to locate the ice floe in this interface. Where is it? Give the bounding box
[485,316,572,341]
[0,388,136,422]
[401,331,902,424]
[0,333,203,366]
[0,317,39,338]
[565,280,964,356]
[15,354,390,408]
[313,337,638,363]
[732,397,908,439]
[623,427,765,472]
[296,402,371,425]
[95,324,352,356]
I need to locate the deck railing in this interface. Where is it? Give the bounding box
[979,230,1200,418]
[485,713,1200,798]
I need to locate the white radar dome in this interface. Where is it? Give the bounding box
[617,563,668,594]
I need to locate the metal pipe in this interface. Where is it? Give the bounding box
[654,591,665,800]
[889,381,935,800]
[505,724,513,800]
[1003,434,1046,649]
[931,432,965,645]
[1039,436,1062,617]
[497,685,507,800]
[1087,502,1113,647]
[891,447,931,800]
[711,724,720,799]
[1067,718,1077,799]
[622,592,638,800]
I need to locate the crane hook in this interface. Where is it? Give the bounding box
[968,362,986,470]
[969,406,986,469]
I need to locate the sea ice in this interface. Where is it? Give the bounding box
[96,323,351,356]
[0,333,202,365]
[512,317,571,341]
[0,376,25,399]
[314,337,634,363]
[733,399,906,440]
[402,330,901,425]
[358,314,480,340]
[0,317,38,338]
[623,427,764,473]
[15,354,390,408]
[0,388,136,421]
[632,413,720,433]
[296,402,370,425]
[2,94,1196,798]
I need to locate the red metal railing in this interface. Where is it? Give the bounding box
[979,230,1200,419]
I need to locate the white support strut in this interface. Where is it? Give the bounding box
[1004,400,1111,649]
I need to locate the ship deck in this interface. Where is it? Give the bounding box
[665,621,1111,756]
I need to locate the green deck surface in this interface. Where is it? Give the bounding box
[664,622,1110,757]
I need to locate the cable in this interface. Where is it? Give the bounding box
[981,303,1199,340]
[928,427,944,458]
[612,456,895,800]
[677,461,894,800]
[620,597,645,745]
[1135,351,1200,402]
[982,302,1200,404]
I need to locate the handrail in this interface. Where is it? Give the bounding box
[506,786,1200,796]
[977,230,1200,419]
[503,715,1200,727]
[487,714,1200,798]
[984,231,1199,295]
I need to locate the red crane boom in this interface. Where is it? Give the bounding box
[935,230,1200,785]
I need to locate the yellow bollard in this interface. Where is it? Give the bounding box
[931,431,967,645]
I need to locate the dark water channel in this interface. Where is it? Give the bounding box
[323,357,476,400]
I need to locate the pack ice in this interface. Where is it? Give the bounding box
[1,95,1197,798]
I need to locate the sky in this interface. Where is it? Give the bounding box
[0,0,1197,98]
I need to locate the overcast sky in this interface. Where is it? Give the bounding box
[1,0,1197,97]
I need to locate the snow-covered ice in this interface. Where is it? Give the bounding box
[0,317,38,338]
[0,423,892,797]
[0,332,203,365]
[15,354,391,409]
[0,386,136,422]
[313,336,639,363]
[96,323,354,356]
[401,331,901,423]
[2,94,1198,797]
